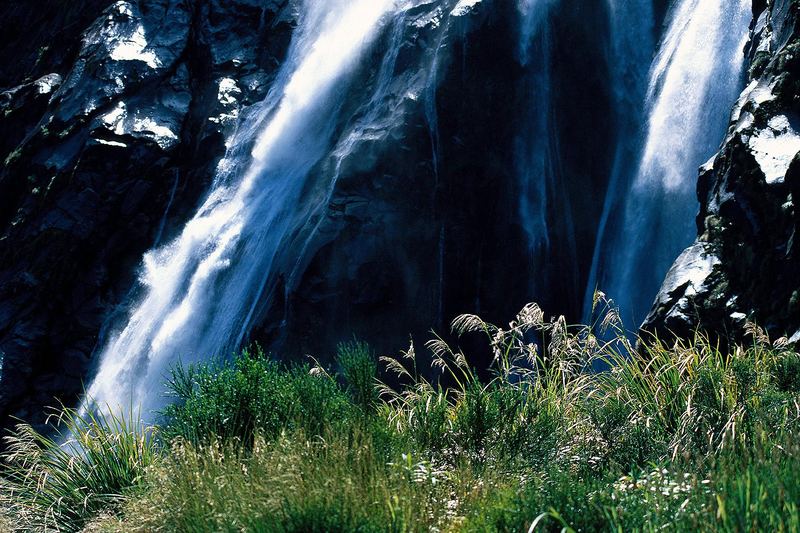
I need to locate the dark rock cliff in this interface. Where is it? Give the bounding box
[643,0,800,345]
[0,0,620,429]
[4,0,797,433]
[0,0,296,426]
[255,0,616,364]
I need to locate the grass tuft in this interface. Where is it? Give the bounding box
[0,406,156,533]
[158,346,354,447]
[336,340,380,413]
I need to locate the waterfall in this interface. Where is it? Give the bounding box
[79,0,756,419]
[584,0,751,328]
[83,0,398,417]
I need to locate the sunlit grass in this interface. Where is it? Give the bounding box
[3,295,799,531]
[0,406,156,533]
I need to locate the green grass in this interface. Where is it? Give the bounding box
[158,346,355,447]
[2,298,800,531]
[0,406,156,533]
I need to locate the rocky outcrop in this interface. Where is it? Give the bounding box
[643,0,800,344]
[0,0,296,428]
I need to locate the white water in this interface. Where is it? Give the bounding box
[584,0,751,328]
[83,0,398,417]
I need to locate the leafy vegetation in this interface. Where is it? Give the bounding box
[2,297,799,531]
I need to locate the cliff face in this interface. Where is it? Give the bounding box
[257,0,617,363]
[643,0,800,344]
[0,0,620,428]
[3,0,798,431]
[0,0,297,424]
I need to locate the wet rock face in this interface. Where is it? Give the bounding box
[643,0,800,345]
[0,0,297,428]
[252,0,616,364]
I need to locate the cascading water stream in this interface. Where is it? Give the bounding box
[584,0,752,329]
[77,0,756,421]
[581,0,656,319]
[516,0,559,282]
[82,0,398,417]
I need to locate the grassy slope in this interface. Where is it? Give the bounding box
[2,302,800,532]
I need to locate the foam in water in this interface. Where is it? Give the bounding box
[584,0,751,328]
[83,0,398,417]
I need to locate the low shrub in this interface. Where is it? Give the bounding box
[158,346,355,446]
